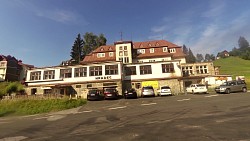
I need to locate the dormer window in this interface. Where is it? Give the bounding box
[163,47,168,52]
[109,52,113,57]
[100,48,104,51]
[108,47,112,51]
[140,44,143,48]
[137,49,145,54]
[97,53,105,58]
[148,43,152,47]
[156,42,160,46]
[169,48,176,53]
[150,48,154,53]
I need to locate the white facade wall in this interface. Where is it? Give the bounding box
[0,61,7,81]
[26,62,122,87]
[124,61,182,81]
[133,56,172,63]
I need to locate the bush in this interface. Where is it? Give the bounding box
[0,81,25,97]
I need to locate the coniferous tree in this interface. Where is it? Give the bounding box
[238,36,250,51]
[70,33,84,64]
[182,44,188,55]
[196,54,204,62]
[186,48,196,63]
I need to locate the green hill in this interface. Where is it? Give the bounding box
[213,56,250,84]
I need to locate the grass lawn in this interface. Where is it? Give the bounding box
[0,98,86,117]
[213,56,250,86]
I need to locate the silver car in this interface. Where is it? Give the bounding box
[141,86,155,97]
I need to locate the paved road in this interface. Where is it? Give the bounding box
[1,93,250,141]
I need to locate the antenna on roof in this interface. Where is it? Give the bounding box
[120,31,123,41]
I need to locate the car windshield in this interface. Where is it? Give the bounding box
[221,82,230,86]
[143,86,153,90]
[105,89,116,92]
[161,86,170,89]
[89,90,98,93]
[197,84,205,87]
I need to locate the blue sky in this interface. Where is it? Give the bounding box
[1,0,250,67]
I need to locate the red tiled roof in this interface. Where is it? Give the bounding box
[82,40,185,63]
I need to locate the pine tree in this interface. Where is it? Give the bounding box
[186,48,196,63]
[70,33,84,64]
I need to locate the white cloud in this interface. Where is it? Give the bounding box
[36,9,77,24]
[202,0,226,18]
[14,0,88,25]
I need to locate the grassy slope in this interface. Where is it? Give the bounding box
[213,56,250,84]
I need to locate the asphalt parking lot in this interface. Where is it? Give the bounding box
[1,92,250,141]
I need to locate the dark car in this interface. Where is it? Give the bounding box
[141,86,155,97]
[215,80,247,94]
[124,88,138,99]
[104,88,119,99]
[87,89,104,101]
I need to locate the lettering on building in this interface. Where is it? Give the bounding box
[95,76,112,80]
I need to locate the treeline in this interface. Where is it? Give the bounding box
[183,36,250,63]
[182,45,215,63]
[70,32,107,64]
[229,36,250,60]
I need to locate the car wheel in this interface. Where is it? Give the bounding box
[225,88,230,94]
[192,90,194,94]
[242,87,247,93]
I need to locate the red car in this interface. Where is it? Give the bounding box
[104,88,119,99]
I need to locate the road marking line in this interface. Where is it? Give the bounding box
[205,95,219,98]
[177,98,191,102]
[33,117,49,120]
[141,103,157,106]
[108,106,127,110]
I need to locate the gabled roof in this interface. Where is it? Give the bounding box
[133,40,179,49]
[82,40,185,63]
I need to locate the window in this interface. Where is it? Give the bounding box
[109,52,114,57]
[150,48,154,53]
[0,62,6,67]
[124,46,127,50]
[97,53,105,58]
[44,89,52,94]
[60,68,72,78]
[162,63,174,73]
[75,67,87,77]
[119,57,123,62]
[182,66,193,76]
[163,47,168,52]
[137,49,145,54]
[124,51,128,56]
[119,46,123,50]
[89,66,102,76]
[44,70,55,80]
[149,60,155,62]
[119,51,123,56]
[105,65,118,75]
[30,71,41,80]
[125,66,136,75]
[140,65,152,75]
[124,57,129,63]
[169,48,176,53]
[196,65,208,74]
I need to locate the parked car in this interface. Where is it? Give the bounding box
[214,80,247,94]
[87,89,104,101]
[124,88,138,99]
[157,86,172,96]
[141,86,155,97]
[186,84,208,94]
[104,88,119,99]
